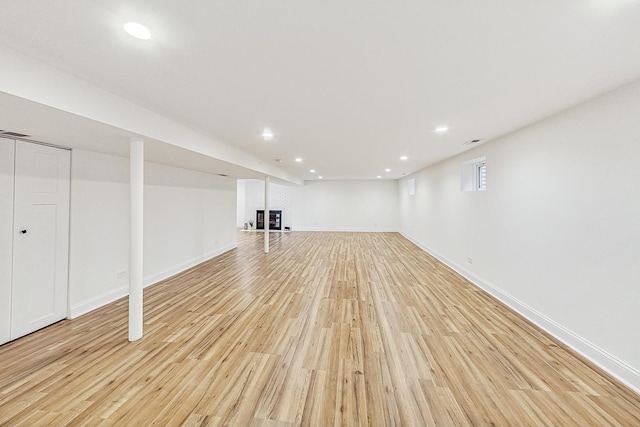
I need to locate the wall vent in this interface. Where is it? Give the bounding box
[0,131,30,138]
[463,139,481,146]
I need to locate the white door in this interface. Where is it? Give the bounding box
[0,138,15,344]
[11,140,70,340]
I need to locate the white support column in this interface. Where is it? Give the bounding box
[129,138,144,341]
[264,176,270,254]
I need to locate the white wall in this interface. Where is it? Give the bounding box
[69,149,237,317]
[398,79,640,392]
[143,162,238,283]
[242,179,294,229]
[292,180,399,231]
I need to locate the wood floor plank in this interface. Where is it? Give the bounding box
[1,231,639,426]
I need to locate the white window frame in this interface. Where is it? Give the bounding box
[461,156,486,192]
[475,160,486,191]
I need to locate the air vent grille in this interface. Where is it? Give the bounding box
[463,139,481,146]
[0,131,30,138]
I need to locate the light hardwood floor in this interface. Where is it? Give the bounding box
[1,231,639,426]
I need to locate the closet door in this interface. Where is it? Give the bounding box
[0,139,15,345]
[11,141,70,339]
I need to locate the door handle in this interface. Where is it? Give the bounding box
[20,229,27,234]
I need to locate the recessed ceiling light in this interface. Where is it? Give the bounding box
[435,126,449,133]
[262,128,274,141]
[318,176,323,179]
[377,175,382,179]
[295,158,302,162]
[385,168,391,172]
[123,22,151,40]
[400,156,408,160]
[310,169,316,173]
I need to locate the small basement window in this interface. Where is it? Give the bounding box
[475,161,486,191]
[461,156,486,192]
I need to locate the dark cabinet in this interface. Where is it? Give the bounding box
[256,210,282,230]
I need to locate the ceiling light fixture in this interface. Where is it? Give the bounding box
[318,176,323,179]
[385,168,391,172]
[377,176,382,179]
[435,126,449,133]
[295,158,302,162]
[123,22,151,40]
[400,156,408,160]
[262,128,274,141]
[310,169,316,173]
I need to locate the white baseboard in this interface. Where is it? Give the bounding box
[400,230,640,395]
[69,243,237,319]
[69,286,128,319]
[143,243,237,287]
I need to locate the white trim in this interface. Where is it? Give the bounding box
[143,243,237,287]
[475,161,487,191]
[69,286,128,319]
[400,230,640,395]
[69,243,237,319]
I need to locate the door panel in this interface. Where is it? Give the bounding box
[11,141,70,339]
[24,204,58,323]
[0,139,15,345]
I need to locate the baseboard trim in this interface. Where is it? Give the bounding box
[143,243,237,287]
[69,286,128,319]
[399,230,640,395]
[69,243,237,319]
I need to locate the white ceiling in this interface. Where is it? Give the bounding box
[0,92,285,181]
[1,0,640,181]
